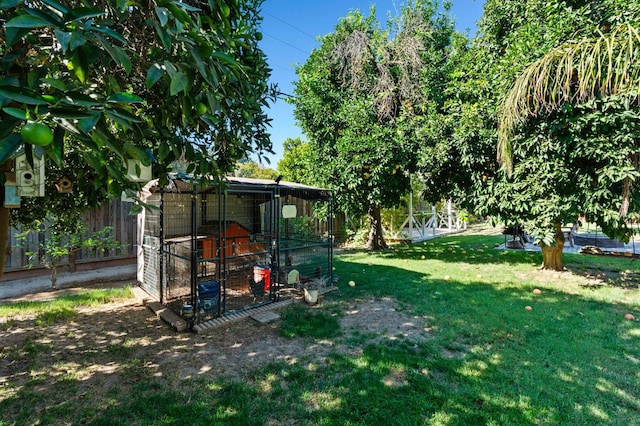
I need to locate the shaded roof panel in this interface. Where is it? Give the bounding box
[147,174,332,200]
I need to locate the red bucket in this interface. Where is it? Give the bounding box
[253,265,271,292]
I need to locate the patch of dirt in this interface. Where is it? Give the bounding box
[340,297,431,343]
[0,282,432,391]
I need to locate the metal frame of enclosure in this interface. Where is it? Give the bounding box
[137,175,333,324]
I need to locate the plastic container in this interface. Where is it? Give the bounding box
[198,280,220,311]
[253,265,271,292]
[181,304,194,319]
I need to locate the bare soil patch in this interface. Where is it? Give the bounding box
[0,282,431,394]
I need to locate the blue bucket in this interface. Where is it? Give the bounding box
[198,281,220,312]
[198,281,220,298]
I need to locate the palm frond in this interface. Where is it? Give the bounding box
[498,23,640,173]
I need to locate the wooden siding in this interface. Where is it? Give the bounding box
[4,200,137,272]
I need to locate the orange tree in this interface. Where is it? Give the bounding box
[0,0,275,277]
[292,1,454,249]
[494,23,640,270]
[422,0,640,271]
[485,1,640,271]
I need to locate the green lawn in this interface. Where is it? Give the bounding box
[1,232,639,425]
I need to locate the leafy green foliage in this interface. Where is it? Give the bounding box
[418,30,498,207]
[233,160,278,180]
[426,0,640,251]
[16,213,126,288]
[276,137,314,185]
[0,0,275,276]
[489,95,640,244]
[423,0,586,208]
[281,215,317,240]
[1,0,275,185]
[498,23,640,172]
[489,5,640,245]
[293,1,455,248]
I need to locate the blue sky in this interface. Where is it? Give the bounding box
[258,0,486,166]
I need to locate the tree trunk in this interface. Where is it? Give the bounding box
[51,261,58,289]
[0,204,8,280]
[0,160,13,280]
[367,203,388,250]
[540,222,565,271]
[68,247,77,273]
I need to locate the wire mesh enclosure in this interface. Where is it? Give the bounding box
[137,175,333,325]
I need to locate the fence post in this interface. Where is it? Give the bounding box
[432,206,437,237]
[408,176,413,241]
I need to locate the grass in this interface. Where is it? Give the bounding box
[0,287,133,328]
[0,287,133,316]
[279,304,342,339]
[1,234,639,425]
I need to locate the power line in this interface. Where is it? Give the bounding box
[264,11,317,40]
[263,32,310,55]
[270,62,297,74]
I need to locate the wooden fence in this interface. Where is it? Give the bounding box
[4,200,137,272]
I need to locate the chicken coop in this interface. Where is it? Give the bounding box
[137,174,334,325]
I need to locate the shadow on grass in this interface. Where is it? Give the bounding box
[376,234,542,267]
[565,253,640,289]
[1,261,638,425]
[357,233,639,290]
[232,268,638,425]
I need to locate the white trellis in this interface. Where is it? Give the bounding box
[400,178,467,240]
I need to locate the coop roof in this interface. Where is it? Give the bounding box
[225,176,331,198]
[145,174,331,200]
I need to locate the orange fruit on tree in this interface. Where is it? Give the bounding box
[195,102,208,115]
[21,121,53,146]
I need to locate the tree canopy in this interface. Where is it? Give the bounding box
[0,0,275,277]
[233,160,278,180]
[276,137,314,185]
[292,0,454,249]
[490,2,640,270]
[492,22,640,269]
[419,0,640,270]
[5,0,639,275]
